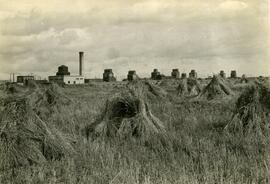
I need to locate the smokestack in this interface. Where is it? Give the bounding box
[79,51,84,76]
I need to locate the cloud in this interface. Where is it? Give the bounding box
[219,1,248,11]
[58,29,80,45]
[0,0,269,79]
[1,10,47,36]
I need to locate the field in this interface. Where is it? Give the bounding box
[0,78,269,184]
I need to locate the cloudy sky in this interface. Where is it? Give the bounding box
[0,0,269,80]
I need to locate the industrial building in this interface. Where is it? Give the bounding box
[230,70,237,78]
[219,70,226,78]
[103,69,116,82]
[17,75,35,85]
[56,65,70,76]
[151,69,160,80]
[49,74,84,84]
[171,69,180,78]
[151,69,165,80]
[127,70,139,81]
[84,78,103,83]
[189,70,197,78]
[49,52,85,84]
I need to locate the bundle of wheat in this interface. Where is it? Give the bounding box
[25,80,39,88]
[261,77,270,88]
[127,80,167,101]
[240,75,248,84]
[225,81,270,135]
[5,82,38,96]
[0,83,5,90]
[177,79,188,96]
[27,83,72,119]
[5,83,19,94]
[199,75,233,100]
[0,97,74,170]
[159,79,173,87]
[0,85,7,103]
[177,78,202,97]
[85,82,170,148]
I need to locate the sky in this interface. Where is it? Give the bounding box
[0,0,269,80]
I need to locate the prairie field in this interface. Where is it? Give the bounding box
[0,78,269,184]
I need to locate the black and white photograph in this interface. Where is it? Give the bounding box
[0,0,269,183]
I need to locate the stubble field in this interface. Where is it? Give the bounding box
[0,78,269,184]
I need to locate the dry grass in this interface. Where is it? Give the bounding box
[199,75,234,100]
[225,81,270,136]
[0,84,75,170]
[85,81,172,150]
[177,78,202,97]
[0,80,269,184]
